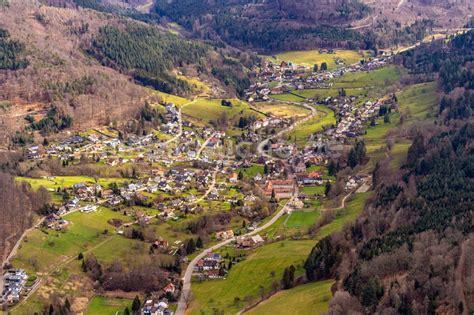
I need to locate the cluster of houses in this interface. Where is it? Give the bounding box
[1,269,28,305]
[194,252,225,280]
[141,282,177,315]
[345,174,369,191]
[246,56,390,102]
[41,167,217,230]
[142,298,174,315]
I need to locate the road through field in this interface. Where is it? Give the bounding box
[257,102,316,160]
[175,198,294,315]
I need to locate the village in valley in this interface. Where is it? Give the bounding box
[3,47,421,315]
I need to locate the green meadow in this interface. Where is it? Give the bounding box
[85,296,132,315]
[12,207,132,273]
[269,93,305,102]
[264,49,366,69]
[253,102,311,118]
[16,176,128,191]
[245,280,334,315]
[333,66,402,90]
[189,240,315,314]
[285,211,321,228]
[288,105,336,146]
[317,193,370,240]
[182,98,264,126]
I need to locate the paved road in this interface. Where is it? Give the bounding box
[175,198,294,315]
[257,102,316,160]
[195,132,216,160]
[163,108,183,146]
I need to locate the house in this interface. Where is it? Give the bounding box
[163,283,175,295]
[236,234,264,248]
[80,204,97,213]
[215,230,234,240]
[153,239,169,251]
[228,172,238,183]
[290,198,305,209]
[293,160,306,173]
[253,173,263,182]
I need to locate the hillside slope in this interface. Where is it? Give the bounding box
[0,1,148,142]
[0,1,255,145]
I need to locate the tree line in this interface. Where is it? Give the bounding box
[0,27,29,70]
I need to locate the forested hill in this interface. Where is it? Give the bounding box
[304,31,474,314]
[0,1,257,142]
[153,0,369,52]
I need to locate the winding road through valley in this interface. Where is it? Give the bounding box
[175,198,294,315]
[257,102,317,160]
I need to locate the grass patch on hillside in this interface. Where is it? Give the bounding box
[269,93,305,102]
[397,81,438,124]
[16,176,127,191]
[285,211,321,228]
[240,164,264,178]
[288,105,335,147]
[154,90,190,106]
[301,186,325,196]
[86,296,132,315]
[264,50,366,69]
[176,75,211,98]
[189,240,315,315]
[182,99,264,128]
[364,81,438,155]
[293,88,366,101]
[317,192,370,240]
[253,102,311,118]
[12,207,132,273]
[333,66,402,90]
[245,280,334,315]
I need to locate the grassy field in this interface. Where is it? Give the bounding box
[264,50,366,69]
[240,164,264,178]
[397,81,438,124]
[12,207,132,273]
[85,296,132,315]
[182,99,264,127]
[153,90,190,106]
[245,280,334,315]
[253,102,311,118]
[269,93,305,102]
[317,192,370,240]
[176,75,211,98]
[16,176,128,191]
[288,105,336,146]
[301,186,325,196]
[294,87,366,100]
[285,211,321,228]
[189,240,316,314]
[333,66,402,91]
[364,81,438,155]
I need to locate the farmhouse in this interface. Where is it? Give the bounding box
[236,234,264,248]
[215,230,234,240]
